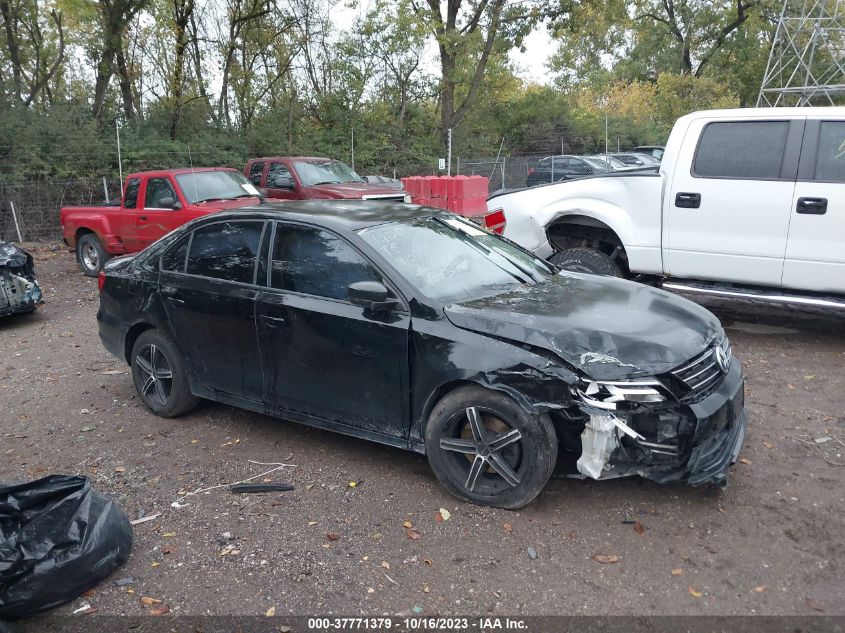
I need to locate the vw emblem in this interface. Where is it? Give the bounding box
[714,346,730,373]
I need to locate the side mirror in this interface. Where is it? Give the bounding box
[273,176,294,189]
[158,196,180,209]
[362,176,370,183]
[348,281,398,312]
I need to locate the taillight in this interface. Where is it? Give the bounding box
[98,270,106,292]
[527,167,535,175]
[484,209,507,234]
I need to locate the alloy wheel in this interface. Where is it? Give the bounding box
[135,344,173,407]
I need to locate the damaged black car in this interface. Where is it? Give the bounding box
[0,242,42,317]
[96,202,746,509]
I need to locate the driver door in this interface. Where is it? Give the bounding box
[265,162,298,200]
[256,221,409,436]
[137,177,186,248]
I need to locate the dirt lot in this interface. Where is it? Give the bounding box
[2,246,844,621]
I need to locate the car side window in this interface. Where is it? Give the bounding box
[186,221,264,284]
[814,121,845,182]
[271,223,382,300]
[145,178,177,209]
[267,162,292,185]
[124,178,141,209]
[160,235,189,273]
[248,162,264,185]
[694,121,789,179]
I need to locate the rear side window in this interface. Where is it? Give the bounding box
[693,121,789,179]
[186,221,264,284]
[271,223,381,300]
[124,178,141,209]
[161,236,189,272]
[248,162,264,185]
[814,121,845,182]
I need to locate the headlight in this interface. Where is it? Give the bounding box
[574,378,666,410]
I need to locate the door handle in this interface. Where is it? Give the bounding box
[675,192,701,208]
[796,197,827,214]
[139,215,148,221]
[160,287,185,304]
[260,315,286,326]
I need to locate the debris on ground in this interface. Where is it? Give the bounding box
[0,242,43,318]
[230,483,294,493]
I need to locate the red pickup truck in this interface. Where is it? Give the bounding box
[245,156,409,202]
[61,167,261,275]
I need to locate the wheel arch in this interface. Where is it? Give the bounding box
[123,322,156,363]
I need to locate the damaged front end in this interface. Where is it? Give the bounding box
[0,242,43,317]
[565,336,746,488]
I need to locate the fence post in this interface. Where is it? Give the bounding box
[9,201,23,242]
[501,157,506,190]
[103,177,110,203]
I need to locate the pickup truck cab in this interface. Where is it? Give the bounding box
[486,107,845,305]
[61,167,261,276]
[245,156,409,203]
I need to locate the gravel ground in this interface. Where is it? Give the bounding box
[2,246,844,622]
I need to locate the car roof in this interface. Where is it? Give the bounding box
[249,156,338,163]
[126,167,239,178]
[198,200,444,231]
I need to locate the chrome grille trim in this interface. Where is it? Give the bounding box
[670,337,731,400]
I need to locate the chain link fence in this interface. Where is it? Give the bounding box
[0,177,121,243]
[455,155,545,193]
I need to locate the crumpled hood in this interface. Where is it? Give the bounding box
[444,272,723,380]
[0,242,33,270]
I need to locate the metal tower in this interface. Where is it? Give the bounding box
[757,0,845,106]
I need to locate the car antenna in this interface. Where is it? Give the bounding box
[188,145,198,202]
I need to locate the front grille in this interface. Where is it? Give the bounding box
[670,338,731,401]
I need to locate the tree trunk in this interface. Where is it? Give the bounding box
[1,1,24,103]
[169,0,194,140]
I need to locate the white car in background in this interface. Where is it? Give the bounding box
[483,107,845,306]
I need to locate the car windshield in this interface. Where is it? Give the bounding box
[582,158,612,172]
[359,215,555,303]
[175,171,260,204]
[590,155,626,169]
[293,160,364,186]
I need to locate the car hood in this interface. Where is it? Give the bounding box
[443,272,723,380]
[309,182,406,198]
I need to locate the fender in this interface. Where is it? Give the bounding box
[62,213,125,254]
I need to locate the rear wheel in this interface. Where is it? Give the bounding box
[76,233,109,277]
[550,246,621,277]
[425,385,557,509]
[131,330,199,418]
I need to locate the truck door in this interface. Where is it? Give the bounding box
[116,177,143,251]
[782,119,845,293]
[137,177,187,248]
[666,118,803,286]
[265,161,299,200]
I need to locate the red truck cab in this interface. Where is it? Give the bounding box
[245,157,409,203]
[61,167,261,276]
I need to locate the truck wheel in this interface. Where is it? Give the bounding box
[425,385,557,509]
[76,233,109,277]
[551,247,621,277]
[131,329,199,418]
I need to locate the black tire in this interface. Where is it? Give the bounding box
[76,233,109,277]
[425,385,557,509]
[550,246,621,277]
[131,329,199,418]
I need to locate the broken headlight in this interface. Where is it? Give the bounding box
[573,378,666,410]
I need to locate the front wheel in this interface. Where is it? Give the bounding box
[425,385,558,509]
[76,233,109,277]
[131,329,199,418]
[550,246,621,277]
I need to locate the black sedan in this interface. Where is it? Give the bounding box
[97,202,747,508]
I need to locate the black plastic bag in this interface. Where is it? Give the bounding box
[0,475,133,618]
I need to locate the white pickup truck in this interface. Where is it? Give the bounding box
[485,107,845,307]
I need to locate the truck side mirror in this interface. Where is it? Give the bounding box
[273,176,294,189]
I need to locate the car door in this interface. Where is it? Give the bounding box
[158,219,267,401]
[666,118,803,286]
[264,161,298,200]
[137,177,187,249]
[782,119,845,293]
[116,177,143,251]
[255,221,409,436]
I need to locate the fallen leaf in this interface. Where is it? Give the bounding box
[806,597,825,612]
[149,605,170,616]
[739,457,752,465]
[381,561,390,570]
[423,558,433,567]
[265,606,276,617]
[308,521,318,526]
[348,481,357,488]
[593,554,620,564]
[438,508,451,521]
[753,585,767,593]
[434,512,444,523]
[101,369,126,375]
[404,526,422,540]
[263,477,272,483]
[671,568,684,576]
[114,466,126,473]
[140,596,162,606]
[423,585,430,593]
[161,545,174,555]
[162,532,176,537]
[762,441,774,449]
[81,589,96,598]
[326,532,340,541]
[150,562,160,568]
[503,522,513,533]
[403,520,413,529]
[787,384,795,390]
[633,521,646,535]
[688,586,702,598]
[191,439,198,444]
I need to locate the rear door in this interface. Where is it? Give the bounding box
[137,177,187,248]
[666,117,803,286]
[783,119,845,292]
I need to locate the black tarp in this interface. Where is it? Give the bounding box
[0,475,132,619]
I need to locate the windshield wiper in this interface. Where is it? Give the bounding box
[195,197,225,203]
[311,180,341,186]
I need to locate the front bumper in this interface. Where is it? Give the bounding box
[580,358,747,487]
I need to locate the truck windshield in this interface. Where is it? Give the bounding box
[358,216,555,303]
[292,160,364,186]
[175,171,260,204]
